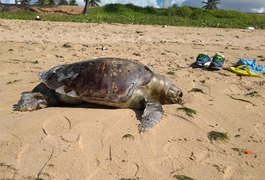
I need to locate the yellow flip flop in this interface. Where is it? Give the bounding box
[229,65,262,77]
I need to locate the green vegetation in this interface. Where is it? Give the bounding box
[173,175,194,180]
[203,0,220,10]
[177,106,197,118]
[69,0,78,6]
[208,131,229,141]
[37,0,55,5]
[20,0,31,5]
[0,4,265,29]
[83,0,101,14]
[58,0,69,5]
[188,88,204,94]
[89,0,101,7]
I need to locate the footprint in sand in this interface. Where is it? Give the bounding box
[89,160,140,180]
[16,117,87,179]
[223,164,251,180]
[0,134,22,165]
[0,134,22,179]
[163,140,210,172]
[117,161,140,180]
[0,162,19,180]
[42,116,71,136]
[255,122,265,137]
[16,143,55,179]
[42,116,80,147]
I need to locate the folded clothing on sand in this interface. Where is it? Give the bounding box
[236,59,265,73]
[228,59,265,77]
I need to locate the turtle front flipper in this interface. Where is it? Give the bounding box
[14,83,59,111]
[13,92,48,111]
[139,99,163,132]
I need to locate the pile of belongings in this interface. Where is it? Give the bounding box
[229,59,265,77]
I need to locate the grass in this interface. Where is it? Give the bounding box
[208,131,229,141]
[0,4,265,29]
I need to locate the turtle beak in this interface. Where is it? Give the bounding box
[166,86,183,104]
[176,91,183,104]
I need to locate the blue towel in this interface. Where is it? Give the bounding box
[237,59,265,73]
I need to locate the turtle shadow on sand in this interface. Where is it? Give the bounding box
[69,103,143,121]
[58,101,143,120]
[59,102,117,110]
[13,58,183,132]
[48,102,144,127]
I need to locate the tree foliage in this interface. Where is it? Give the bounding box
[89,0,100,7]
[58,0,68,5]
[83,0,101,14]
[69,0,78,6]
[37,0,54,5]
[202,0,220,10]
[20,0,31,4]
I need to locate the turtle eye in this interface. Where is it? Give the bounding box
[179,92,183,97]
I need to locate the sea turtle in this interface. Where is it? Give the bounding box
[14,58,183,132]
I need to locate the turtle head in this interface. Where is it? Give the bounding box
[148,74,183,104]
[165,81,183,104]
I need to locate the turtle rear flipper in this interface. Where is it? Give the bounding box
[13,92,48,111]
[139,99,163,132]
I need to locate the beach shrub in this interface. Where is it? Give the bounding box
[165,6,193,17]
[0,4,265,29]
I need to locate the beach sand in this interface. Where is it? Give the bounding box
[0,19,265,179]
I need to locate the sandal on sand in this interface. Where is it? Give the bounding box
[195,53,211,67]
[209,52,225,70]
[229,65,262,77]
